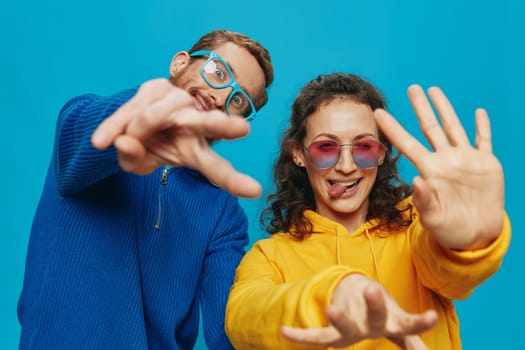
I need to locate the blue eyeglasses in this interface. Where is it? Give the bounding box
[189,50,257,121]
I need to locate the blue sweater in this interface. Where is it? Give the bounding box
[18,88,249,349]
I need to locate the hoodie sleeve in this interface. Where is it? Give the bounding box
[225,240,367,350]
[410,211,511,300]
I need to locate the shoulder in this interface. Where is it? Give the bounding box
[251,233,295,254]
[58,87,139,119]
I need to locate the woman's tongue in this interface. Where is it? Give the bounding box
[328,182,349,198]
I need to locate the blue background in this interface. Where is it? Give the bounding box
[2,0,523,349]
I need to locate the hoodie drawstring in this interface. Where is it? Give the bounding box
[335,226,382,350]
[336,229,342,264]
[365,227,383,285]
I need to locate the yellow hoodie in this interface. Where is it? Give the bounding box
[226,197,511,350]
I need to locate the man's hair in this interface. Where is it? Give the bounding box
[189,29,274,110]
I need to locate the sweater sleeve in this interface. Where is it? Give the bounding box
[410,211,511,300]
[225,241,366,350]
[199,194,249,350]
[54,88,137,196]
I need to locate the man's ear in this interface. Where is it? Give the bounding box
[169,51,191,77]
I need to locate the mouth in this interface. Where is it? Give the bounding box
[328,178,361,197]
[190,90,209,111]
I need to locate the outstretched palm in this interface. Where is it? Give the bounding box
[375,85,504,250]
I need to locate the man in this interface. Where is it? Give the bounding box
[17,29,274,349]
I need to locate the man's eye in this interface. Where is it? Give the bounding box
[232,95,245,107]
[214,69,226,81]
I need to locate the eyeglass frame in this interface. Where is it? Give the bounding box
[189,50,258,121]
[303,139,386,170]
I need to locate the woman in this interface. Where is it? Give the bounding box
[225,73,511,349]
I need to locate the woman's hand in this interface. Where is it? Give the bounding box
[374,85,504,250]
[281,274,437,349]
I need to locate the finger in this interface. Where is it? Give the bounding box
[125,89,195,140]
[281,325,340,345]
[474,108,493,153]
[374,109,430,169]
[427,87,470,146]
[363,284,387,333]
[192,147,262,198]
[184,111,251,141]
[91,103,135,149]
[403,335,430,350]
[411,176,434,210]
[92,79,175,149]
[114,135,159,174]
[139,124,260,198]
[392,309,438,335]
[407,85,449,150]
[326,304,361,343]
[127,107,250,145]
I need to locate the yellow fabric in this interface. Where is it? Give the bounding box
[225,197,511,350]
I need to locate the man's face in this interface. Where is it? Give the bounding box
[170,42,266,117]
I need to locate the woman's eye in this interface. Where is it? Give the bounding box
[318,142,338,151]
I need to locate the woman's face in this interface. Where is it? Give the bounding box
[293,98,382,226]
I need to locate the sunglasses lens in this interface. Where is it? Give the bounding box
[352,140,385,168]
[307,140,385,169]
[307,141,340,169]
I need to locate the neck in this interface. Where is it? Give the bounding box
[318,202,369,233]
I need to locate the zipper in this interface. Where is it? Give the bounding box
[154,166,170,229]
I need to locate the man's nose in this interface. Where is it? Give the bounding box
[210,86,232,110]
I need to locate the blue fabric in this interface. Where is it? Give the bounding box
[18,88,249,349]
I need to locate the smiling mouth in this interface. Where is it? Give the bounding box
[328,179,361,197]
[329,179,359,189]
[191,92,208,111]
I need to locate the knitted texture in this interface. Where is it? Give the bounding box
[18,89,248,349]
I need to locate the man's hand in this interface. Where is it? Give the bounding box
[91,78,262,198]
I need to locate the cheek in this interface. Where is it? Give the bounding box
[173,69,201,89]
[305,168,327,191]
[363,170,379,189]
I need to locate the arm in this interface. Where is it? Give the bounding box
[409,211,511,300]
[199,196,249,349]
[226,243,436,350]
[375,85,511,299]
[54,88,137,196]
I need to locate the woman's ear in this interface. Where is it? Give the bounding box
[291,143,306,167]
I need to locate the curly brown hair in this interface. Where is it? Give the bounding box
[188,29,274,111]
[261,73,413,240]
